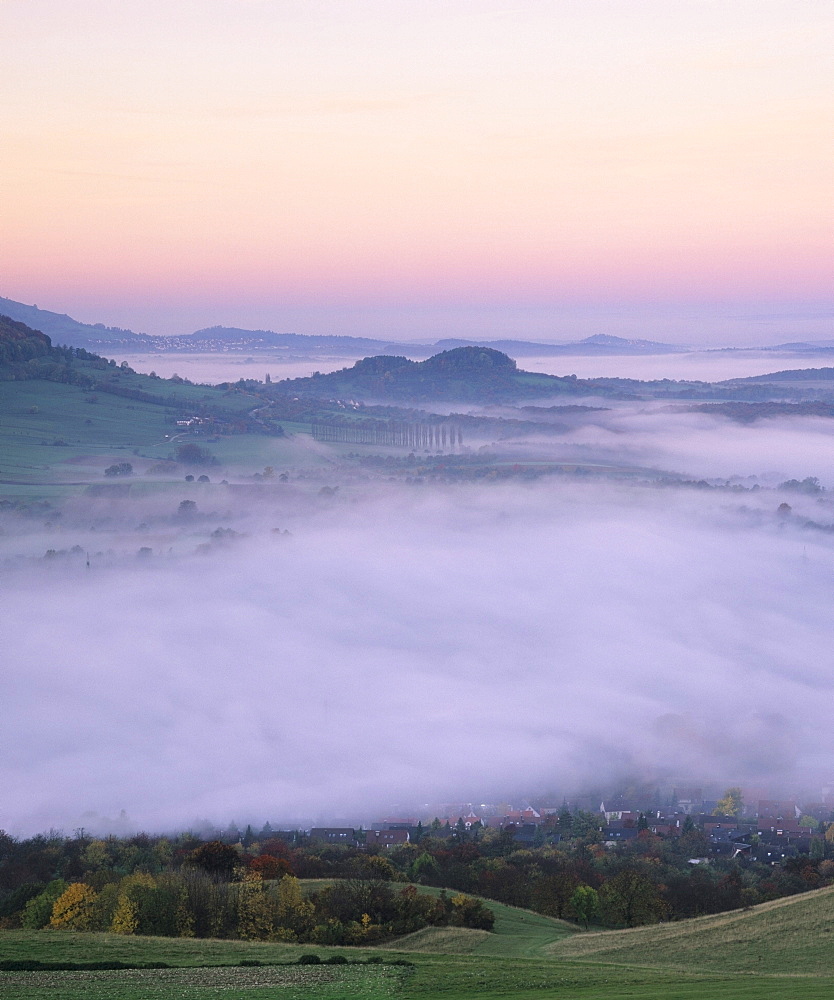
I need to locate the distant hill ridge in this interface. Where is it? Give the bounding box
[0,296,152,347]
[410,333,685,356]
[0,296,688,355]
[728,366,834,382]
[3,293,833,363]
[7,304,834,407]
[185,326,394,353]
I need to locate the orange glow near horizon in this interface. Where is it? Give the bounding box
[2,1,832,337]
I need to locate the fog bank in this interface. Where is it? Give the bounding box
[4,479,834,834]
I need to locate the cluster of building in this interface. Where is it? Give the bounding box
[304,787,831,863]
[308,826,412,850]
[599,796,827,862]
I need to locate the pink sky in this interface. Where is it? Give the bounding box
[2,0,832,342]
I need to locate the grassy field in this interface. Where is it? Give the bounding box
[382,886,579,958]
[0,379,174,486]
[2,884,833,999]
[0,376,325,500]
[548,882,834,974]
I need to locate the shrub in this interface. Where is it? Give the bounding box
[449,893,495,930]
[104,462,133,477]
[21,881,68,929]
[176,443,217,466]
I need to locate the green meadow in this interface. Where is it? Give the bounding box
[0,375,318,501]
[2,883,832,999]
[548,882,834,974]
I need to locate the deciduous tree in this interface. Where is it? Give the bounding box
[599,870,666,927]
[569,884,599,929]
[236,871,274,940]
[713,788,744,819]
[49,883,98,930]
[188,841,239,879]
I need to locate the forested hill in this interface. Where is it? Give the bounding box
[731,366,834,382]
[0,314,117,381]
[0,316,275,442]
[0,314,53,363]
[278,345,834,405]
[277,346,591,402]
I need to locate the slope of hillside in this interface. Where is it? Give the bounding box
[0,298,152,348]
[547,883,834,973]
[0,319,279,497]
[3,888,833,999]
[731,366,834,382]
[380,892,578,958]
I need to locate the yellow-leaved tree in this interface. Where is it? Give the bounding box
[110,894,139,935]
[81,839,110,872]
[276,875,315,939]
[713,787,744,819]
[236,871,274,941]
[49,883,98,930]
[110,872,156,935]
[175,886,195,938]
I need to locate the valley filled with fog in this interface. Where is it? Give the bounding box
[109,349,830,386]
[4,370,834,836]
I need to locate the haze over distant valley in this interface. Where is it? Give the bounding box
[3,293,833,386]
[2,0,833,840]
[3,314,834,835]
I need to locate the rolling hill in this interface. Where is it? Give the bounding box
[547,883,834,974]
[1,885,832,999]
[276,346,592,403]
[0,316,276,497]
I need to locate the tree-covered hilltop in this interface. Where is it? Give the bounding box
[0,314,125,389]
[0,315,54,364]
[277,346,595,402]
[277,345,834,405]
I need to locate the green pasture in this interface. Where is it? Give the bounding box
[0,380,169,482]
[0,378,327,499]
[3,883,833,999]
[549,882,834,974]
[389,885,579,958]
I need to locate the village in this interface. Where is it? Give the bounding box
[237,785,834,866]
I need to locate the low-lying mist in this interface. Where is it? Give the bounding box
[4,467,834,835]
[468,404,834,487]
[549,407,834,484]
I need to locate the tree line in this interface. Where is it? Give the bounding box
[18,868,492,944]
[311,419,463,449]
[1,815,832,938]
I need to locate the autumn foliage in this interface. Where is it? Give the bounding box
[249,854,293,879]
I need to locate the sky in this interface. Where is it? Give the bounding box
[2,0,833,342]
